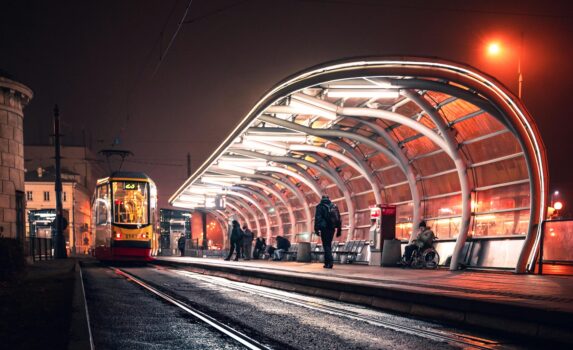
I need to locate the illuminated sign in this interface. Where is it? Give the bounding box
[124,182,138,190]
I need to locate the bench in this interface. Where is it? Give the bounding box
[337,240,367,264]
[311,241,338,262]
[282,243,299,261]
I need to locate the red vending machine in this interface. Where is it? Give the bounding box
[379,205,396,249]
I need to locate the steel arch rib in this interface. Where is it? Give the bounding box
[256,165,322,198]
[236,179,296,234]
[230,185,283,238]
[269,172,314,236]
[226,197,261,236]
[259,115,408,205]
[209,166,312,234]
[349,118,421,242]
[224,202,250,229]
[402,90,472,270]
[232,147,356,239]
[225,190,272,240]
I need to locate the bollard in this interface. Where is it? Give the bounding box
[297,242,312,262]
[381,239,402,267]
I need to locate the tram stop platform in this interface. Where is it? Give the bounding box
[155,256,573,345]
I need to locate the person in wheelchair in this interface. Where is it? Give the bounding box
[403,220,436,264]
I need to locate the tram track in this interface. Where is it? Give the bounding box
[108,267,273,350]
[174,270,505,350]
[161,266,507,350]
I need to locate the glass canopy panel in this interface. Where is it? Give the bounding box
[439,98,481,124]
[473,210,529,236]
[421,172,461,197]
[463,132,522,164]
[412,152,455,177]
[473,157,528,187]
[475,183,530,213]
[385,184,411,203]
[378,166,407,185]
[423,194,463,218]
[453,113,505,140]
[402,136,441,158]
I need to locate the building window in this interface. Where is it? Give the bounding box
[43,191,50,201]
[63,192,67,202]
[26,191,33,201]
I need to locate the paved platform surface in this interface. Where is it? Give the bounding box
[157,256,573,314]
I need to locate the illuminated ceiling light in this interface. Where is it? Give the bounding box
[218,158,268,168]
[217,163,256,174]
[186,185,224,195]
[231,140,289,156]
[179,194,206,203]
[243,133,307,143]
[201,175,241,184]
[554,201,563,210]
[326,88,400,99]
[267,101,337,120]
[172,201,195,209]
[291,92,337,112]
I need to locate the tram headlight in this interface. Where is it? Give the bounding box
[141,233,148,239]
[115,232,121,239]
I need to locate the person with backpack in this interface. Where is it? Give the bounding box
[314,194,342,269]
[224,220,244,261]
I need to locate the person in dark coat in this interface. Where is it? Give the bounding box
[314,195,341,268]
[273,236,291,261]
[242,225,254,260]
[253,237,266,259]
[225,220,243,261]
[177,234,186,257]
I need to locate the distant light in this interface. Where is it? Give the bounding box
[554,191,559,195]
[554,201,563,210]
[487,42,501,56]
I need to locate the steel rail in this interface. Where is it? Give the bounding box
[110,267,271,350]
[172,269,502,350]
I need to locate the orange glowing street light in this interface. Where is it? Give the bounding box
[487,42,502,56]
[485,33,524,99]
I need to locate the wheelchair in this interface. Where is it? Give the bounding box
[402,246,440,269]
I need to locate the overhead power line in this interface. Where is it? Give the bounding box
[152,0,195,77]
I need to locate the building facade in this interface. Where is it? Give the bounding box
[0,73,33,241]
[24,146,106,254]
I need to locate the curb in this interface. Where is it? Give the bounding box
[67,260,93,350]
[155,259,573,345]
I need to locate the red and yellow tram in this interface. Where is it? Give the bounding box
[92,172,158,261]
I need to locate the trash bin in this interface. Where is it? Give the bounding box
[381,239,401,267]
[297,242,311,262]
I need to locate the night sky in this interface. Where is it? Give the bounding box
[1,0,572,209]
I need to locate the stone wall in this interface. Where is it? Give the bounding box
[0,75,33,239]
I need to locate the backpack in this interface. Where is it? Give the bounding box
[328,203,342,229]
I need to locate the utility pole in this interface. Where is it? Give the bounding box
[187,152,191,177]
[53,105,67,258]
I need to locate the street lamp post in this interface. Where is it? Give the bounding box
[486,32,524,99]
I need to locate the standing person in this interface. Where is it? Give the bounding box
[242,225,254,260]
[177,233,186,257]
[314,195,342,269]
[224,220,243,261]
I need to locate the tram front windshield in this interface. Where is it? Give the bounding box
[112,181,149,225]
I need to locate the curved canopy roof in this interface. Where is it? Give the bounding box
[169,57,547,272]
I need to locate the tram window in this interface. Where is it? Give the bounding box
[95,185,110,226]
[112,182,148,225]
